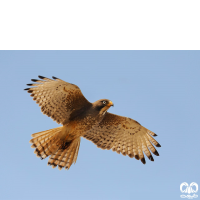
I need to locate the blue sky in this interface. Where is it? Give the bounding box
[0,51,199,200]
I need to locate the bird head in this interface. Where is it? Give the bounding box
[93,99,114,115]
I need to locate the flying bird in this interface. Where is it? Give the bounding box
[25,76,161,170]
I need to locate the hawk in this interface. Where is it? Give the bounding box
[25,76,161,170]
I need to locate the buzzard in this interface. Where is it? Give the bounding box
[25,76,161,170]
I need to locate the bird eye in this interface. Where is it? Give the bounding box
[102,101,106,104]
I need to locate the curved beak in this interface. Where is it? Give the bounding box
[108,101,114,107]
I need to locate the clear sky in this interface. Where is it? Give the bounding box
[0,51,199,200]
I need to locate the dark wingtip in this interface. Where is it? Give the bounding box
[38,75,46,79]
[154,133,158,137]
[24,88,30,90]
[27,84,33,86]
[141,157,146,164]
[148,155,154,161]
[156,143,161,147]
[31,79,39,82]
[135,155,139,160]
[52,76,58,79]
[154,150,159,156]
[128,153,134,158]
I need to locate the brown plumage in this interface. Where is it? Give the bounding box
[25,75,161,170]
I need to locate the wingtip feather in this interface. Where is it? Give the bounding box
[148,155,154,161]
[154,150,159,156]
[135,155,139,160]
[141,157,146,164]
[31,79,39,82]
[38,75,46,79]
[156,143,161,147]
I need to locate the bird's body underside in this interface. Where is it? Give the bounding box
[25,76,161,170]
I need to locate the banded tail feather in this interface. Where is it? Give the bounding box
[29,127,80,170]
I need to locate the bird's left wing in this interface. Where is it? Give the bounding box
[83,112,161,164]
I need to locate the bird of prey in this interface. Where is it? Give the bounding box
[25,76,161,170]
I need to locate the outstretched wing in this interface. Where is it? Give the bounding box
[83,112,161,164]
[25,76,91,125]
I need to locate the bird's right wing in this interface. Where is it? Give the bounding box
[25,76,91,125]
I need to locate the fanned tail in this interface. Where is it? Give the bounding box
[48,137,81,170]
[30,127,63,159]
[29,127,81,170]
